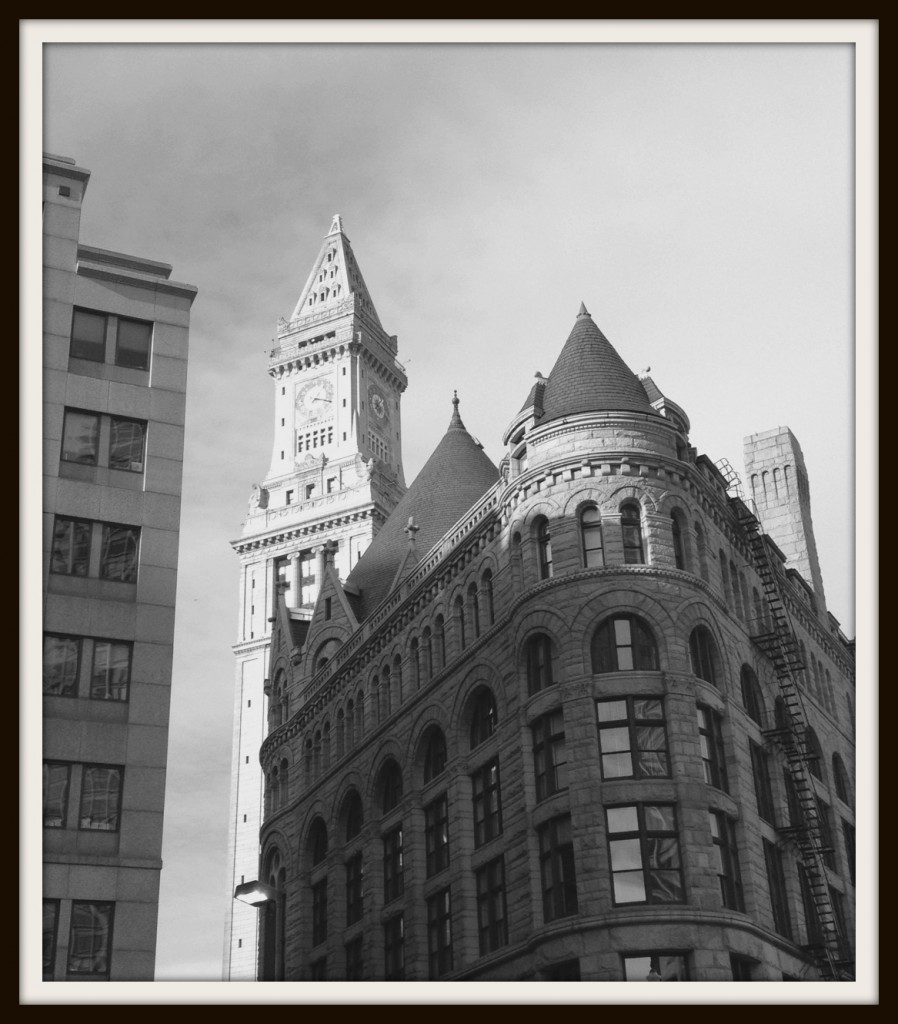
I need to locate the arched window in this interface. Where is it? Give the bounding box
[671,511,687,570]
[381,665,392,719]
[535,516,553,579]
[753,588,766,633]
[524,633,554,695]
[304,737,313,780]
[469,583,481,639]
[356,689,365,737]
[730,562,743,620]
[740,665,765,726]
[774,696,791,732]
[322,722,330,770]
[581,506,604,568]
[469,687,498,749]
[313,730,322,775]
[308,817,328,866]
[434,617,446,672]
[345,700,355,750]
[739,574,750,626]
[260,848,286,981]
[482,569,495,626]
[336,709,345,758]
[824,668,835,714]
[804,728,825,781]
[279,757,289,807]
[342,789,363,843]
[832,753,851,805]
[422,627,433,683]
[410,637,421,690]
[454,596,466,650]
[689,626,721,687]
[371,674,381,724]
[393,653,404,705]
[378,759,403,815]
[620,503,645,564]
[719,552,731,608]
[695,523,709,582]
[422,727,448,783]
[591,615,658,673]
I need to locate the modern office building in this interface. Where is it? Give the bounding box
[42,153,197,981]
[229,219,855,982]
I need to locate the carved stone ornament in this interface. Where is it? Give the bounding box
[249,483,269,510]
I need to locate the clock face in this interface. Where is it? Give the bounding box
[368,384,389,422]
[295,378,334,422]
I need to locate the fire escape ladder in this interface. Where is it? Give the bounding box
[732,497,853,981]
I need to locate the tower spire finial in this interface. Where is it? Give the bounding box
[449,390,464,429]
[577,301,591,318]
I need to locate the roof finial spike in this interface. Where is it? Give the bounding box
[449,390,464,429]
[577,301,591,318]
[328,214,344,235]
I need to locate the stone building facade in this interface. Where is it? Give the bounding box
[235,224,855,983]
[42,154,197,980]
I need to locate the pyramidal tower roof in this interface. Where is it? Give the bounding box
[289,214,382,326]
[345,394,500,620]
[538,303,656,419]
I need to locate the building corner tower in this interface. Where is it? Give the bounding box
[222,217,407,979]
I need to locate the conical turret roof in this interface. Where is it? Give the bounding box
[538,304,656,419]
[290,214,382,326]
[345,394,500,620]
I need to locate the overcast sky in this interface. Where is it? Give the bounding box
[34,28,868,989]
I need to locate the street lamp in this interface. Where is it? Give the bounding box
[233,879,278,907]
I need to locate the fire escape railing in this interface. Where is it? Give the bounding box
[730,493,854,981]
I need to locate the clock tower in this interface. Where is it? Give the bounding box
[222,216,407,979]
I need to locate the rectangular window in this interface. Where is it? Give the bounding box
[622,952,689,981]
[841,819,856,885]
[475,856,508,955]
[50,516,92,576]
[799,864,824,947]
[90,640,132,701]
[311,878,328,946]
[383,825,404,903]
[43,900,60,980]
[709,811,745,911]
[425,794,450,877]
[99,523,140,582]
[532,709,568,801]
[345,852,363,926]
[816,798,837,871]
[43,634,81,697]
[472,759,503,847]
[538,814,579,922]
[427,888,453,978]
[61,409,100,465]
[597,697,669,779]
[115,316,153,370]
[67,901,114,977]
[606,803,684,905]
[344,936,363,981]
[43,762,70,828]
[108,417,146,472]
[697,705,728,791]
[383,915,404,981]
[763,838,792,939]
[70,308,108,362]
[729,954,756,980]
[750,742,776,824]
[79,765,123,831]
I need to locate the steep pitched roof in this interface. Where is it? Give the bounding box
[345,395,500,620]
[290,214,382,327]
[539,303,657,419]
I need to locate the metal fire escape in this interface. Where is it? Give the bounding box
[715,459,853,981]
